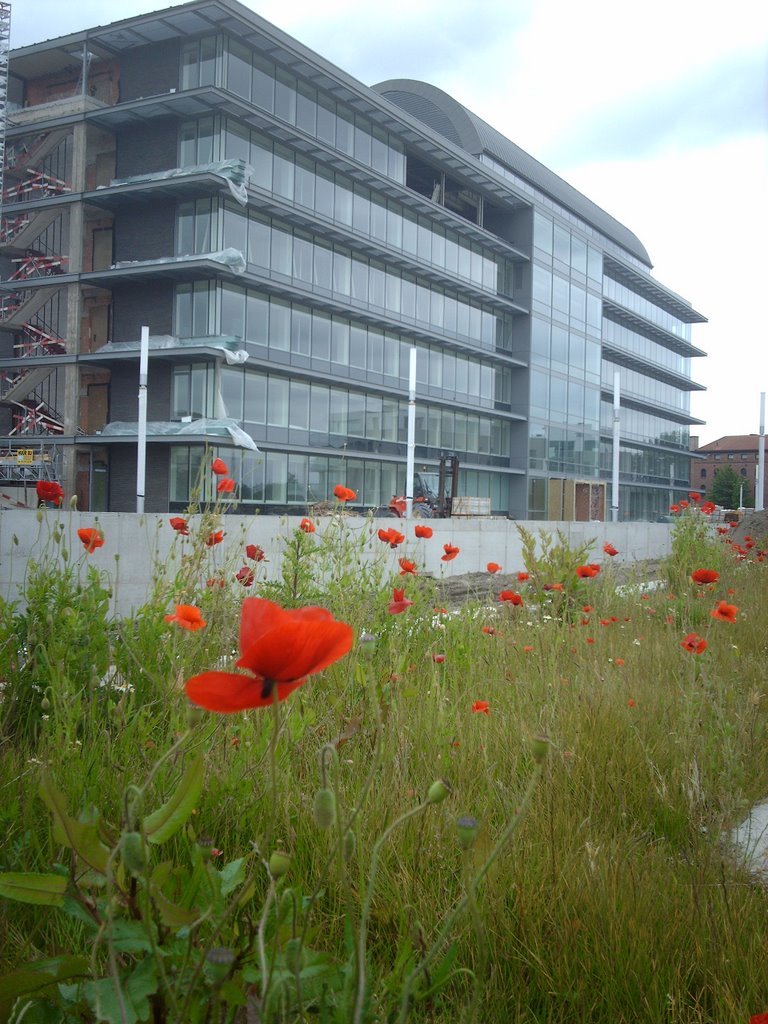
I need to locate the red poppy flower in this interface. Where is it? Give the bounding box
[333,484,357,502]
[235,566,255,587]
[399,558,418,575]
[217,477,236,494]
[603,543,618,557]
[691,568,719,585]
[711,600,738,623]
[585,637,595,644]
[717,526,729,535]
[681,633,707,654]
[523,645,534,652]
[185,599,353,713]
[701,501,716,515]
[77,527,104,553]
[481,626,496,635]
[169,516,189,535]
[627,699,636,708]
[388,587,414,614]
[614,658,625,666]
[499,590,523,606]
[471,700,490,715]
[441,543,460,562]
[679,500,689,509]
[543,582,564,591]
[432,653,446,664]
[487,562,502,573]
[211,458,229,476]
[575,564,600,578]
[165,604,206,631]
[517,571,530,582]
[246,544,266,561]
[378,527,405,548]
[206,577,225,589]
[36,480,64,506]
[300,518,316,533]
[414,525,433,539]
[749,1014,768,1024]
[669,504,679,513]
[206,530,225,547]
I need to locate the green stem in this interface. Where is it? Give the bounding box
[258,876,277,1010]
[353,800,432,1024]
[268,688,281,848]
[397,762,544,1024]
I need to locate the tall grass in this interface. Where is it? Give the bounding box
[0,500,767,1022]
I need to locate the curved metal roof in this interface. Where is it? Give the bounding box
[372,79,652,267]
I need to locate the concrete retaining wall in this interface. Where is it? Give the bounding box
[0,509,673,617]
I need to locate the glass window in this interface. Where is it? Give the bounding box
[224,118,249,162]
[532,265,552,307]
[310,384,329,432]
[250,136,272,190]
[350,258,368,303]
[371,128,389,174]
[315,168,335,218]
[273,144,294,200]
[252,55,274,112]
[353,185,370,234]
[246,292,268,348]
[333,249,351,296]
[269,299,290,351]
[553,224,570,265]
[292,233,313,283]
[313,242,333,292]
[220,283,245,339]
[223,204,246,254]
[587,246,602,283]
[268,377,288,426]
[266,451,287,502]
[271,224,292,276]
[312,311,331,362]
[552,274,569,314]
[329,388,347,434]
[336,109,354,155]
[331,319,349,365]
[289,380,310,429]
[354,116,372,164]
[571,235,587,275]
[349,325,367,369]
[317,98,336,144]
[226,40,251,99]
[248,214,270,269]
[296,84,316,134]
[244,372,266,425]
[335,178,353,226]
[551,325,568,371]
[290,306,311,355]
[294,157,315,209]
[533,211,553,254]
[274,70,296,123]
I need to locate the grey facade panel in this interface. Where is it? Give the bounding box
[108,446,170,512]
[113,203,176,264]
[111,281,174,344]
[115,118,179,178]
[119,40,182,104]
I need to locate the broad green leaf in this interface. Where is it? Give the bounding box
[150,886,197,928]
[85,957,158,1024]
[218,857,245,897]
[109,920,153,954]
[143,756,204,845]
[38,772,110,874]
[0,956,88,1020]
[0,872,66,906]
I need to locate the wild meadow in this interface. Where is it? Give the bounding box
[1,469,768,1023]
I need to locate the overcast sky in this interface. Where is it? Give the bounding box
[10,0,768,446]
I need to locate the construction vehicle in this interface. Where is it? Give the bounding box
[378,453,459,518]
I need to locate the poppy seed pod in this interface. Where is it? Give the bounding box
[456,816,479,850]
[427,779,451,805]
[342,828,356,862]
[313,787,337,830]
[269,850,291,879]
[120,831,148,876]
[205,947,235,984]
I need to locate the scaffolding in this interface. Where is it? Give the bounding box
[0,2,10,210]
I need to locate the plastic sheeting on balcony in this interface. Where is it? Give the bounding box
[107,158,255,205]
[100,418,259,451]
[97,334,249,364]
[112,248,247,275]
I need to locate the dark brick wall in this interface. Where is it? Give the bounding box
[109,358,172,422]
[112,280,174,343]
[114,202,176,262]
[119,40,181,103]
[108,445,170,512]
[115,118,179,178]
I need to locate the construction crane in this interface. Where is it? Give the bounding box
[0,2,10,212]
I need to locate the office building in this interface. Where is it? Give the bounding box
[0,0,706,518]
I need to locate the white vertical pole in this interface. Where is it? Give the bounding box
[610,370,620,523]
[405,347,417,519]
[136,325,149,514]
[757,392,765,511]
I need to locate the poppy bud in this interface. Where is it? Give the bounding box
[12,534,19,545]
[40,696,50,711]
[62,548,69,562]
[427,779,451,805]
[279,887,295,921]
[313,787,337,830]
[531,735,550,764]
[269,850,291,879]
[46,614,54,628]
[120,831,148,876]
[69,495,78,509]
[36,508,44,523]
[342,829,356,862]
[205,947,235,984]
[456,816,479,850]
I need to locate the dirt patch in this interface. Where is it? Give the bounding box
[729,510,768,547]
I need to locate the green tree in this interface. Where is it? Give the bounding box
[708,465,754,508]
